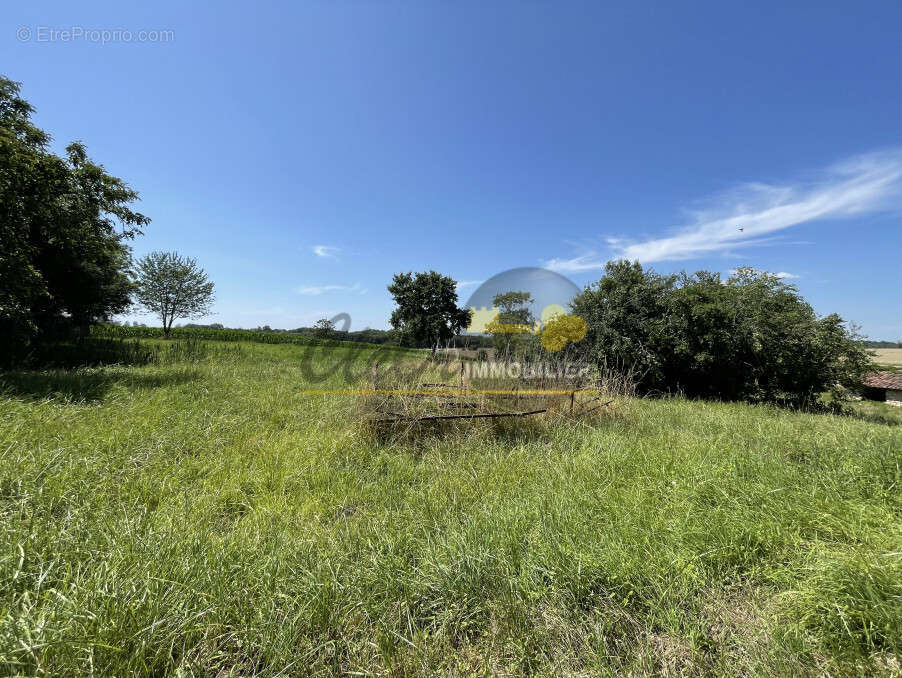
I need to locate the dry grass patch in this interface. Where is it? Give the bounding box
[872,348,902,367]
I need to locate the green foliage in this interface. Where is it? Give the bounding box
[0,76,149,364]
[493,290,534,327]
[388,271,471,353]
[570,260,676,381]
[90,323,415,352]
[571,261,870,406]
[133,251,215,337]
[105,323,480,349]
[300,326,406,346]
[489,290,539,360]
[93,324,313,344]
[0,341,899,675]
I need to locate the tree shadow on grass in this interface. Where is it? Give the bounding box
[0,368,198,403]
[22,337,157,369]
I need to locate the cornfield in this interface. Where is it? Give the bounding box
[91,325,414,352]
[91,325,315,344]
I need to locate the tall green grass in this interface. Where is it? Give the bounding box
[0,342,899,675]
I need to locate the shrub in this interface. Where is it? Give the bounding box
[571,261,869,406]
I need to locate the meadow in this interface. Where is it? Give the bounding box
[1,340,900,676]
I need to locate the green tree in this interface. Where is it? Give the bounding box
[570,260,675,383]
[488,290,536,361]
[571,261,868,406]
[493,291,534,327]
[657,267,872,404]
[0,76,149,362]
[312,318,335,340]
[134,252,215,338]
[388,271,471,355]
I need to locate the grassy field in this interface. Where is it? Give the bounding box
[1,341,900,676]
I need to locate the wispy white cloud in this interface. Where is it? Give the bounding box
[455,280,483,291]
[543,252,609,273]
[545,149,902,271]
[312,245,339,259]
[729,268,799,280]
[295,282,366,296]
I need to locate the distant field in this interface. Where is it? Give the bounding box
[871,348,902,367]
[1,341,900,676]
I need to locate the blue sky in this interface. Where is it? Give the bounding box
[4,1,901,338]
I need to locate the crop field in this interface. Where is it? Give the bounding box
[1,341,900,676]
[89,324,408,351]
[871,348,902,368]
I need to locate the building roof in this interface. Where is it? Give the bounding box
[862,371,902,389]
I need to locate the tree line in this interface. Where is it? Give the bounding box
[570,261,870,407]
[860,340,902,349]
[386,264,871,408]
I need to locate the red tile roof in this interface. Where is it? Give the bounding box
[862,371,902,389]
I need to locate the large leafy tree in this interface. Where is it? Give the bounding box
[0,76,148,361]
[388,271,471,354]
[659,267,872,403]
[134,252,215,337]
[570,260,676,383]
[571,261,869,406]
